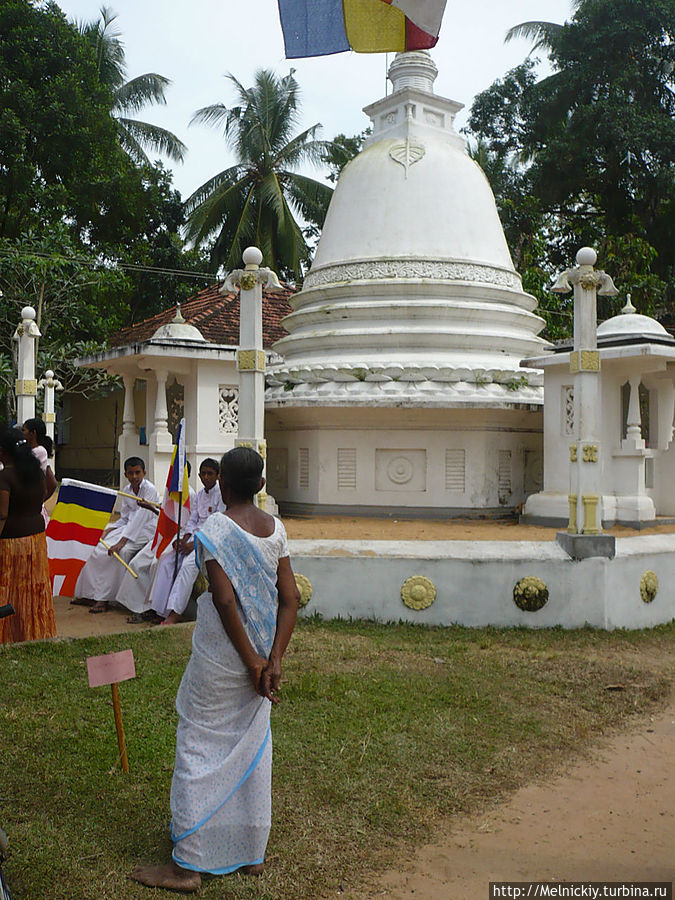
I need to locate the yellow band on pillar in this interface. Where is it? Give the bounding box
[236,349,266,372]
[15,378,37,395]
[568,494,578,534]
[582,494,600,535]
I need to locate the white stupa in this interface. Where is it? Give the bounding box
[265,52,551,516]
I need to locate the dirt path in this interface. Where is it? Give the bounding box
[349,702,675,899]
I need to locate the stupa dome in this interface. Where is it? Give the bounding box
[269,51,549,402]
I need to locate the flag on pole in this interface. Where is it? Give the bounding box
[46,479,118,597]
[152,418,191,559]
[277,0,447,58]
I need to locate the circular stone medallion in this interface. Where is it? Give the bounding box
[401,575,436,610]
[639,571,658,604]
[295,574,313,608]
[513,576,549,612]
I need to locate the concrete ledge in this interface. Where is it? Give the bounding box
[279,501,517,520]
[556,532,616,560]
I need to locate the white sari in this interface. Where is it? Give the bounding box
[170,513,289,874]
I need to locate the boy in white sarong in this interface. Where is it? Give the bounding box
[117,462,198,621]
[148,458,224,624]
[72,457,159,614]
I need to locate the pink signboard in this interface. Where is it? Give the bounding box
[87,649,136,688]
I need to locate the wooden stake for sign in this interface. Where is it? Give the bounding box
[111,682,129,773]
[86,649,136,774]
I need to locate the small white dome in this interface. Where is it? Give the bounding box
[597,296,672,342]
[151,305,207,342]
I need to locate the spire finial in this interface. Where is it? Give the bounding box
[621,294,636,315]
[172,302,186,324]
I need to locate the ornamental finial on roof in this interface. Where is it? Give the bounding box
[172,302,186,324]
[621,294,636,315]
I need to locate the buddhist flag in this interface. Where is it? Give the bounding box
[152,418,191,559]
[46,479,118,597]
[277,0,446,58]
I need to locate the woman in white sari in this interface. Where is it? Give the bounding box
[131,448,299,893]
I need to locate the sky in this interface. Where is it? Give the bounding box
[56,0,574,201]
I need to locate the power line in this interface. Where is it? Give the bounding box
[0,247,218,282]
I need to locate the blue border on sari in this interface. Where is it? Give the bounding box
[171,724,271,844]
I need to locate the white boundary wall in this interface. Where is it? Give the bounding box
[289,535,675,630]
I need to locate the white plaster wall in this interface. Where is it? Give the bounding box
[289,535,675,629]
[268,418,543,511]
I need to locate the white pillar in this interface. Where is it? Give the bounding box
[153,368,170,437]
[13,306,41,424]
[223,246,281,511]
[623,375,645,449]
[121,373,137,436]
[38,369,63,469]
[552,247,618,535]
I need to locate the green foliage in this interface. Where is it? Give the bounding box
[0,2,210,413]
[185,68,335,280]
[0,0,124,240]
[466,0,674,337]
[322,128,372,183]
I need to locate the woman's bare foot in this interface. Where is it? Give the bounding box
[241,863,264,876]
[89,601,109,614]
[161,611,183,626]
[130,862,201,892]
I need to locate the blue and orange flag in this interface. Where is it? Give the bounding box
[278,0,447,58]
[46,479,118,597]
[152,418,191,559]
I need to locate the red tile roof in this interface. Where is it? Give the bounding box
[110,282,294,349]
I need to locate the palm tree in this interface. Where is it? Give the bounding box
[504,2,579,54]
[80,7,186,165]
[184,68,334,279]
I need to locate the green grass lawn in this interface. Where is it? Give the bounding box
[1,619,673,900]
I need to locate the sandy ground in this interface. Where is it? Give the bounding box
[348,701,675,899]
[282,516,675,542]
[53,598,674,900]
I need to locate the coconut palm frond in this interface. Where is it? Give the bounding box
[505,20,564,53]
[114,73,171,114]
[116,118,186,163]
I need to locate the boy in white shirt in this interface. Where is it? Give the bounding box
[149,458,224,624]
[73,457,159,614]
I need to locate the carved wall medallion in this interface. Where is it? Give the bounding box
[295,574,313,608]
[513,576,549,612]
[375,449,426,492]
[639,571,658,604]
[387,456,414,484]
[401,575,436,610]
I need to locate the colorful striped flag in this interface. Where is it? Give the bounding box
[152,418,191,559]
[277,0,447,58]
[46,479,118,597]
